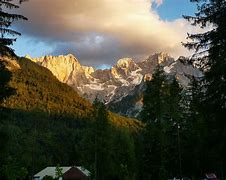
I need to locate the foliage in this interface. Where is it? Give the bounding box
[0,60,15,103]
[140,66,184,180]
[183,0,226,178]
[0,56,142,130]
[111,128,136,180]
[0,55,141,179]
[3,1,226,178]
[1,56,93,118]
[55,164,63,179]
[92,100,112,180]
[81,101,137,180]
[0,0,27,55]
[140,66,168,124]
[109,112,143,132]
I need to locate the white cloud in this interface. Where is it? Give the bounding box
[16,0,200,65]
[155,0,164,6]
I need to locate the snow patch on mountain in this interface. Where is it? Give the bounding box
[27,53,202,104]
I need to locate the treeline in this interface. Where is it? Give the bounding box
[0,61,224,180]
[138,66,219,179]
[0,102,139,180]
[1,0,226,179]
[138,0,226,178]
[0,55,142,179]
[4,57,92,118]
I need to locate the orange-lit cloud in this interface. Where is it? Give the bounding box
[155,0,164,6]
[16,0,200,66]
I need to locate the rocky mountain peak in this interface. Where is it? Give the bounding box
[66,53,76,58]
[146,52,174,65]
[28,54,88,86]
[83,66,95,77]
[30,54,79,65]
[113,58,140,78]
[156,52,170,63]
[116,58,134,68]
[28,52,202,105]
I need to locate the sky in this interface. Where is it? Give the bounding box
[12,0,199,67]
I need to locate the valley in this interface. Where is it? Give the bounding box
[1,0,225,179]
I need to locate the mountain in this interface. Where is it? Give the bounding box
[108,56,203,117]
[27,53,202,117]
[0,55,142,129]
[28,53,202,105]
[0,55,143,179]
[28,54,144,103]
[108,80,145,118]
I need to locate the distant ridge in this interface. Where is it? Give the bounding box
[27,52,202,106]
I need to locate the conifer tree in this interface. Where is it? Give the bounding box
[0,0,27,54]
[0,61,15,102]
[93,100,112,180]
[111,128,136,180]
[140,66,167,180]
[184,77,209,178]
[140,66,184,179]
[140,66,167,124]
[184,0,226,118]
[184,0,226,176]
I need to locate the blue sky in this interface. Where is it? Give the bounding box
[155,0,196,21]
[12,36,54,57]
[13,0,197,67]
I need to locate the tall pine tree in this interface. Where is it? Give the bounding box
[140,66,184,179]
[184,0,226,177]
[93,100,112,180]
[0,0,27,55]
[0,60,15,103]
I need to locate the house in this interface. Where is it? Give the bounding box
[33,166,90,180]
[63,167,90,180]
[204,173,218,180]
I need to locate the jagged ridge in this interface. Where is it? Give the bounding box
[0,55,142,129]
[27,53,202,106]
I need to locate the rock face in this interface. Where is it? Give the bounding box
[30,54,91,87]
[28,53,202,111]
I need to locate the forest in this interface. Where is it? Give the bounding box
[0,0,226,180]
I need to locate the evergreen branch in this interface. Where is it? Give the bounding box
[19,0,29,3]
[0,1,19,9]
[0,37,15,45]
[0,20,11,27]
[0,27,21,36]
[0,11,28,21]
[0,0,28,50]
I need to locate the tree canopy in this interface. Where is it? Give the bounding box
[140,66,184,180]
[184,0,226,178]
[0,0,27,55]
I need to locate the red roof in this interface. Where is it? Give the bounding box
[63,167,89,180]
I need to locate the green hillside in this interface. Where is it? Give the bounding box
[0,55,142,129]
[1,56,92,117]
[0,55,143,179]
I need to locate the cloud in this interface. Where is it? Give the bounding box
[16,0,199,66]
[155,0,164,6]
